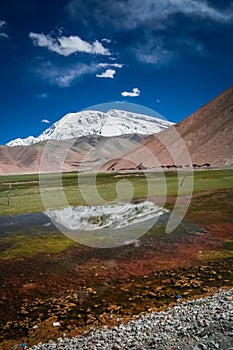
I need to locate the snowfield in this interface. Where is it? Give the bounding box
[7,109,173,146]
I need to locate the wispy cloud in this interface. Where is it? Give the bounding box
[124,0,233,27]
[99,63,123,68]
[127,1,232,64]
[41,119,50,124]
[66,0,233,67]
[0,20,6,27]
[36,92,48,99]
[29,31,111,56]
[66,0,233,29]
[96,69,116,78]
[134,38,173,65]
[0,32,8,39]
[36,62,100,87]
[121,88,140,97]
[0,19,8,39]
[135,35,206,65]
[102,38,112,43]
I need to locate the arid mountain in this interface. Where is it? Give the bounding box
[102,86,233,171]
[1,87,232,175]
[0,134,148,175]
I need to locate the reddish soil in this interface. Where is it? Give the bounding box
[0,190,233,349]
[0,224,233,349]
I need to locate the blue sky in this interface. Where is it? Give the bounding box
[0,0,233,145]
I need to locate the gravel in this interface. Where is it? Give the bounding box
[29,288,233,350]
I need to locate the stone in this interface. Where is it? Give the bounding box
[25,288,233,350]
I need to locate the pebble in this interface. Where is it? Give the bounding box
[28,288,233,350]
[52,322,61,327]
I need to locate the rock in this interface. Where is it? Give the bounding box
[193,344,207,350]
[27,288,233,350]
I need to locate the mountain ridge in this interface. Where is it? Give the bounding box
[7,109,173,147]
[101,86,233,170]
[0,134,149,175]
[1,86,232,175]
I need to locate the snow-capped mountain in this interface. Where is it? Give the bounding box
[7,109,173,147]
[6,136,37,147]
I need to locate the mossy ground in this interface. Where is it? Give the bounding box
[0,169,232,259]
[0,231,73,259]
[0,169,232,349]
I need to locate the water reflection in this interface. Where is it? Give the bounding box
[46,202,168,230]
[0,202,205,249]
[45,202,169,248]
[0,212,52,235]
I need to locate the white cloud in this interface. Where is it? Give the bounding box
[99,63,123,68]
[38,62,100,87]
[29,32,111,56]
[0,19,8,39]
[41,119,50,124]
[121,88,140,97]
[96,62,123,78]
[96,69,116,78]
[102,38,112,43]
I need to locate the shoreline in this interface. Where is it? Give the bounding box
[1,257,232,350]
[27,287,233,350]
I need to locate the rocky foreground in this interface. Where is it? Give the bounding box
[29,288,233,350]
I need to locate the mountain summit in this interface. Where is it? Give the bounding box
[1,87,232,175]
[7,109,173,147]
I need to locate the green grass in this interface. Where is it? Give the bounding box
[0,231,74,259]
[0,169,232,260]
[0,169,232,216]
[193,169,233,192]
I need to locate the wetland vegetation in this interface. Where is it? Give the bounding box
[0,169,232,349]
[0,169,232,215]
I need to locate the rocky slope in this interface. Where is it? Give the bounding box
[102,86,233,170]
[28,288,233,350]
[0,134,147,174]
[2,86,232,174]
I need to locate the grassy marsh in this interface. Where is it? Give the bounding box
[0,169,232,216]
[0,231,73,259]
[0,169,232,260]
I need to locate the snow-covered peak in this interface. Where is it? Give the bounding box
[7,136,37,147]
[7,109,174,147]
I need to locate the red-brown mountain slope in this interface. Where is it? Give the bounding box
[102,86,233,171]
